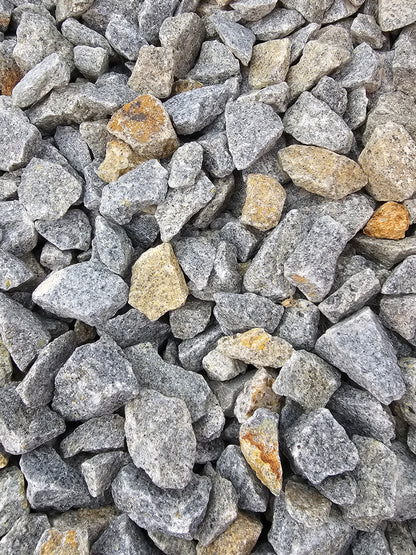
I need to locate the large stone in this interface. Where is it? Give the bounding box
[188,40,240,85]
[278,145,368,200]
[377,0,416,31]
[127,45,175,99]
[0,467,29,539]
[0,514,49,555]
[209,14,256,66]
[364,202,410,240]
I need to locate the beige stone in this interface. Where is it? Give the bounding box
[287,40,351,100]
[235,368,282,423]
[217,328,294,368]
[107,94,179,160]
[378,0,416,31]
[359,122,416,202]
[249,39,291,89]
[196,512,262,555]
[278,145,368,200]
[364,202,410,240]
[96,139,145,183]
[171,79,203,96]
[285,480,332,527]
[0,451,8,468]
[0,339,12,387]
[127,45,175,99]
[34,528,89,555]
[241,173,286,231]
[129,243,188,321]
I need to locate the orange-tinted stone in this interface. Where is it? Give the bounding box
[241,173,286,231]
[235,368,282,423]
[96,139,145,183]
[37,529,88,555]
[0,63,23,95]
[0,451,8,468]
[364,201,410,239]
[196,512,262,555]
[107,94,179,160]
[171,79,203,95]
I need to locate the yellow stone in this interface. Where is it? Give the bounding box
[0,451,8,468]
[364,202,410,239]
[171,79,203,95]
[96,139,145,183]
[239,410,283,495]
[36,529,88,555]
[217,328,294,368]
[241,173,286,231]
[278,145,368,200]
[107,94,179,159]
[249,39,291,89]
[129,243,188,321]
[196,512,262,555]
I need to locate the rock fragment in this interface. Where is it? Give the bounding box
[74,45,109,81]
[188,40,240,85]
[0,514,49,554]
[80,451,129,498]
[91,514,154,555]
[363,202,410,240]
[35,209,91,252]
[93,215,133,276]
[128,45,175,99]
[377,0,416,31]
[168,142,204,189]
[382,255,416,295]
[202,348,247,382]
[0,467,29,539]
[105,14,146,61]
[34,529,89,555]
[311,76,348,115]
[170,300,212,340]
[249,38,290,88]
[241,173,286,231]
[247,8,305,40]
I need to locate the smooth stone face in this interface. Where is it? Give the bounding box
[249,38,290,89]
[91,514,155,555]
[112,463,211,540]
[315,307,406,405]
[128,45,175,99]
[187,40,240,85]
[285,408,359,485]
[0,467,29,538]
[278,145,368,200]
[0,514,49,554]
[241,173,286,231]
[32,261,129,326]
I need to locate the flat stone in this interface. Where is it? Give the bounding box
[247,8,305,40]
[216,444,269,512]
[285,479,332,528]
[273,350,341,410]
[34,529,89,555]
[249,38,290,89]
[315,307,406,404]
[93,215,133,276]
[344,87,368,130]
[170,299,212,340]
[138,0,180,44]
[225,99,283,170]
[283,92,353,154]
[278,145,368,200]
[210,14,255,66]
[311,76,348,115]
[168,142,203,189]
[334,43,383,93]
[20,446,91,511]
[202,348,247,381]
[341,436,398,531]
[351,14,384,50]
[125,342,211,421]
[315,473,357,506]
[0,248,33,291]
[0,200,37,257]
[128,45,175,99]
[35,209,91,252]
[229,0,277,22]
[359,122,416,202]
[364,202,410,240]
[377,0,416,31]
[353,234,416,269]
[241,173,285,231]
[54,126,92,174]
[188,40,240,85]
[285,408,359,484]
[277,298,320,351]
[0,467,29,539]
[33,261,129,326]
[105,14,146,61]
[173,236,216,289]
[382,255,416,294]
[0,514,49,554]
[60,414,125,458]
[379,294,416,346]
[164,84,230,135]
[81,451,130,498]
[52,336,138,421]
[107,94,179,159]
[99,159,168,225]
[61,16,113,51]
[112,463,211,540]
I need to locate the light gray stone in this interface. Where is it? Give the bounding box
[247,8,305,40]
[74,45,109,81]
[93,215,133,276]
[35,209,91,252]
[91,514,155,555]
[138,0,180,44]
[334,43,383,92]
[178,324,224,372]
[280,0,333,22]
[202,348,247,381]
[193,393,225,442]
[188,40,240,85]
[0,467,29,539]
[351,13,384,49]
[382,255,416,294]
[81,451,129,498]
[209,14,255,66]
[277,299,320,351]
[40,243,72,271]
[377,0,416,31]
[353,234,416,269]
[105,14,146,61]
[127,45,175,99]
[0,201,38,257]
[0,514,49,555]
[54,126,92,174]
[315,473,357,506]
[230,0,277,22]
[284,479,332,528]
[0,248,33,291]
[380,294,416,346]
[198,132,234,179]
[168,142,203,189]
[344,86,368,130]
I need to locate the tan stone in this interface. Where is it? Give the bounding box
[35,528,89,555]
[235,368,282,423]
[107,94,179,159]
[0,451,8,468]
[278,145,368,200]
[285,480,332,527]
[364,202,410,240]
[196,512,262,555]
[96,139,145,183]
[249,39,291,89]
[241,173,286,231]
[287,40,351,100]
[378,0,416,31]
[127,45,175,99]
[0,339,12,386]
[50,506,120,544]
[239,409,283,495]
[359,121,416,202]
[129,242,188,321]
[172,79,203,96]
[217,328,294,368]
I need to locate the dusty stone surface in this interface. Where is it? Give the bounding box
[249,39,291,89]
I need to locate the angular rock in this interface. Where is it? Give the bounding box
[344,86,368,130]
[311,76,348,116]
[34,529,89,555]
[35,209,91,252]
[230,0,277,21]
[61,16,113,51]
[168,142,203,189]
[188,40,240,85]
[354,233,416,269]
[0,513,49,555]
[277,299,320,351]
[382,255,416,294]
[54,125,92,174]
[390,441,416,521]
[40,243,72,271]
[393,25,416,99]
[112,464,211,540]
[138,0,180,44]
[379,294,416,346]
[0,248,33,291]
[209,14,255,67]
[0,201,35,256]
[33,261,129,326]
[128,45,175,99]
[377,0,416,31]
[202,348,246,381]
[334,43,383,93]
[81,451,129,498]
[364,202,410,240]
[0,467,29,539]
[74,45,109,81]
[241,173,285,231]
[178,324,224,372]
[284,480,332,528]
[235,368,280,424]
[315,473,357,507]
[173,236,216,289]
[91,514,154,555]
[105,14,146,61]
[0,340,12,387]
[96,138,142,183]
[249,38,290,89]
[198,132,234,179]
[219,221,257,263]
[247,8,305,40]
[93,215,133,276]
[170,299,212,340]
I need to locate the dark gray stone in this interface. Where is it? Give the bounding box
[311,76,348,116]
[352,531,390,555]
[353,234,416,269]
[91,514,155,555]
[54,126,92,174]
[170,299,212,340]
[105,14,146,61]
[198,132,234,179]
[173,235,217,290]
[138,0,180,44]
[124,213,159,249]
[35,209,91,252]
[93,215,134,276]
[0,201,37,257]
[219,220,257,262]
[178,324,223,372]
[390,441,416,521]
[315,473,357,506]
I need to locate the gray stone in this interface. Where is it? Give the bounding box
[344,86,368,130]
[289,22,321,64]
[34,529,89,555]
[283,92,353,154]
[81,451,129,498]
[315,473,357,506]
[155,174,215,242]
[332,253,388,292]
[315,307,406,404]
[408,426,416,454]
[0,248,33,291]
[74,45,109,81]
[328,383,396,444]
[35,209,91,252]
[40,243,72,271]
[188,40,240,85]
[55,0,94,22]
[0,292,50,371]
[125,342,211,422]
[0,514,49,555]
[284,479,332,528]
[0,174,19,202]
[284,215,350,303]
[386,522,416,555]
[230,0,277,21]
[0,467,29,538]
[48,505,120,544]
[353,234,416,269]
[91,514,155,555]
[216,444,269,512]
[100,160,168,225]
[202,348,247,381]
[178,324,224,372]
[321,0,363,23]
[393,25,416,99]
[149,529,196,555]
[334,43,383,92]
[219,221,257,262]
[209,14,255,66]
[382,256,416,294]
[0,341,12,387]
[168,142,203,189]
[395,358,416,427]
[173,236,216,290]
[138,0,180,44]
[341,436,398,531]
[194,175,235,229]
[20,446,91,511]
[52,336,138,421]
[280,0,332,22]
[351,13,384,49]
[198,132,234,179]
[17,331,77,408]
[170,300,212,340]
[81,0,142,33]
[112,463,211,539]
[124,213,159,249]
[54,126,92,174]
[105,14,146,61]
[81,121,110,160]
[60,414,125,458]
[125,389,196,489]
[391,441,416,521]
[93,215,133,276]
[61,16,112,55]
[32,261,129,326]
[243,209,310,301]
[225,98,283,170]
[240,83,289,112]
[38,140,81,181]
[311,76,348,115]
[11,53,71,109]
[193,393,225,442]
[247,8,305,40]
[164,84,230,135]
[286,408,359,484]
[273,350,340,410]
[377,0,416,31]
[196,438,225,464]
[277,299,320,351]
[380,295,416,346]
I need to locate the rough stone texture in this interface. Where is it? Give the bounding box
[315,472,357,507]
[188,40,240,85]
[80,451,129,498]
[173,235,216,290]
[0,200,37,256]
[285,479,332,529]
[210,14,256,66]
[249,38,290,89]
[0,467,29,538]
[35,209,91,252]
[202,348,247,381]
[170,300,212,340]
[34,528,89,555]
[138,0,180,44]
[128,45,175,99]
[379,294,416,346]
[198,132,234,179]
[230,0,277,22]
[107,94,179,159]
[334,43,383,93]
[285,408,359,484]
[344,86,368,130]
[93,215,133,276]
[33,261,129,326]
[240,173,285,231]
[311,76,348,116]
[112,463,211,540]
[247,8,305,40]
[91,514,154,555]
[277,298,320,351]
[0,248,33,291]
[234,368,280,424]
[377,0,416,31]
[353,233,416,269]
[178,324,224,372]
[96,139,142,183]
[382,255,416,295]
[363,202,410,240]
[74,45,109,81]
[168,142,203,189]
[395,359,416,427]
[219,220,258,262]
[279,145,368,200]
[0,513,49,555]
[225,99,283,170]
[105,14,146,61]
